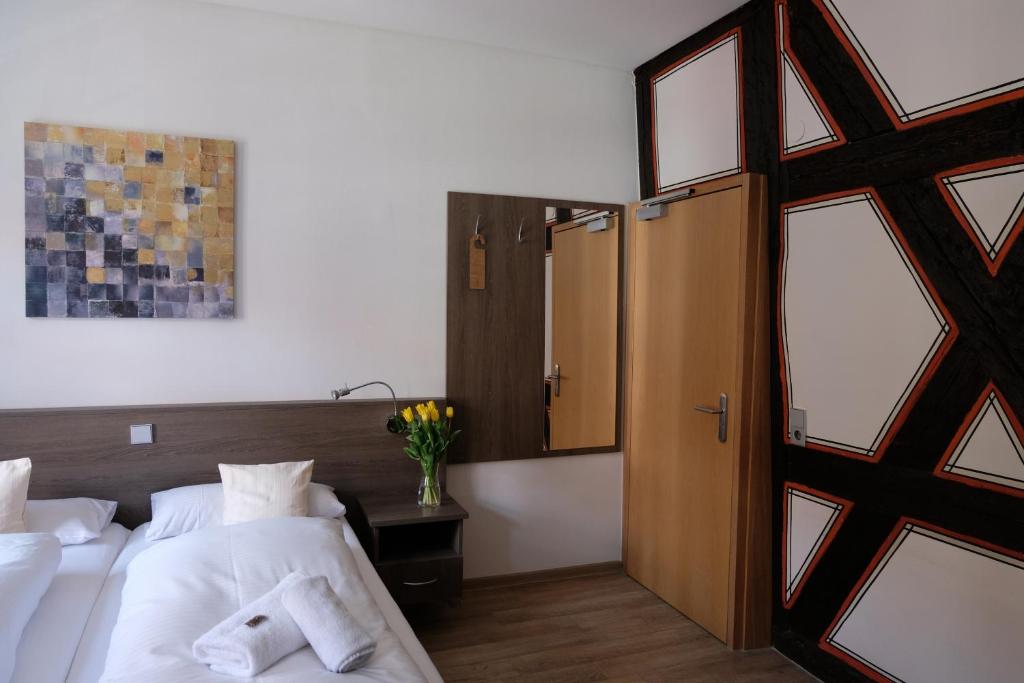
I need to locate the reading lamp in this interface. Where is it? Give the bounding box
[331,381,404,434]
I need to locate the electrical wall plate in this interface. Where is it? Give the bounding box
[130,423,154,445]
[788,408,807,447]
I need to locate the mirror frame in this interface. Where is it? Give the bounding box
[445,192,626,464]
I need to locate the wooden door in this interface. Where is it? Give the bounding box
[624,184,746,642]
[549,217,619,450]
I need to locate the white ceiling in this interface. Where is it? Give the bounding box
[200,0,747,70]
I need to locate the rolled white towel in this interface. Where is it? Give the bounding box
[193,571,309,677]
[281,574,377,673]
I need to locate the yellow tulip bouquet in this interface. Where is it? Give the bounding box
[400,400,461,507]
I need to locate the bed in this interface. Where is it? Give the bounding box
[63,519,441,683]
[11,523,129,683]
[0,399,447,683]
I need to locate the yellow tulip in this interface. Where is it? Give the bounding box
[427,400,438,413]
[415,403,429,421]
[401,407,414,423]
[429,405,440,422]
[446,406,454,419]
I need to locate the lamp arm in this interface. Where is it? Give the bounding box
[331,380,403,434]
[340,381,398,416]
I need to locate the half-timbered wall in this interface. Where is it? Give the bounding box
[635,1,1024,679]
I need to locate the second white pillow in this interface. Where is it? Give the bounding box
[219,460,314,525]
[147,482,346,541]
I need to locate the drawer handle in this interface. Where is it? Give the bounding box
[402,578,439,587]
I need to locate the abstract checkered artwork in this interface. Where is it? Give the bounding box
[24,122,235,318]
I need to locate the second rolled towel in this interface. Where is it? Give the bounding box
[281,574,377,673]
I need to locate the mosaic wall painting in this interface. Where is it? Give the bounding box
[24,122,235,318]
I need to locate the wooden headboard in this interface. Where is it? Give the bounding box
[0,399,438,528]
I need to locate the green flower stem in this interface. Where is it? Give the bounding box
[420,467,440,507]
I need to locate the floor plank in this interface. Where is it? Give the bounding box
[408,570,816,682]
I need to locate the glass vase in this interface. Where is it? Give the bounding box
[418,470,441,507]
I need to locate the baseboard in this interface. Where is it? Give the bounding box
[463,561,623,591]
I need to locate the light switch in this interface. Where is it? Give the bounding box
[787,408,806,447]
[130,423,154,445]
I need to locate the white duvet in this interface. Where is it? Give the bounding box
[0,533,61,683]
[100,517,426,682]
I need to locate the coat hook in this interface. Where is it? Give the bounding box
[517,217,525,243]
[474,215,482,236]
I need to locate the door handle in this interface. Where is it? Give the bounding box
[694,393,728,443]
[545,363,561,397]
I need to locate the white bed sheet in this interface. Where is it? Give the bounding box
[66,522,153,683]
[66,521,442,683]
[11,523,129,683]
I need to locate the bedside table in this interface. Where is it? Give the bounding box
[361,494,469,607]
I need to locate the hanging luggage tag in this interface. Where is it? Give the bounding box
[469,233,486,290]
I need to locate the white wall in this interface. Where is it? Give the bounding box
[0,0,634,577]
[449,453,622,578]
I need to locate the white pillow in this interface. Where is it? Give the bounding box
[147,481,346,541]
[25,498,117,546]
[0,457,32,533]
[220,460,314,525]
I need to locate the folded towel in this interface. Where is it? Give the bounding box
[281,574,377,673]
[193,571,309,677]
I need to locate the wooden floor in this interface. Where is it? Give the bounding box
[408,568,815,682]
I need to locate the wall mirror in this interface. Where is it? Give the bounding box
[446,193,623,464]
[543,207,621,453]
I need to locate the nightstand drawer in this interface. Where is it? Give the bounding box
[376,556,462,605]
